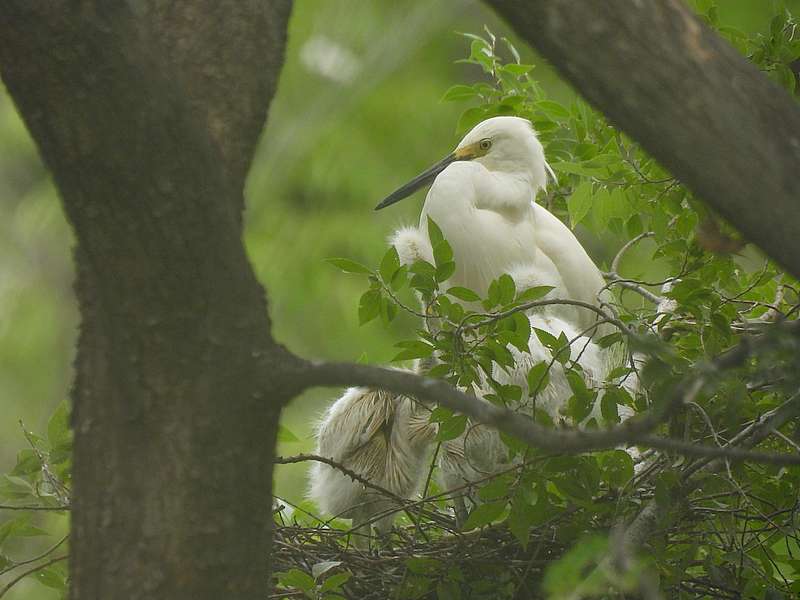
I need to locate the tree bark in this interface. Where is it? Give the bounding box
[488,0,800,278]
[0,2,296,598]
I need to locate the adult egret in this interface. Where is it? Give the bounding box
[380,116,610,331]
[377,115,635,514]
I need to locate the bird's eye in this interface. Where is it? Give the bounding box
[479,139,492,151]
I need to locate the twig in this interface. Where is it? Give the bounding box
[0,555,67,599]
[601,275,663,304]
[611,232,655,274]
[462,297,633,337]
[0,534,69,576]
[0,504,69,511]
[274,454,406,504]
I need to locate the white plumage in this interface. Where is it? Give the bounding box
[309,116,637,538]
[308,380,434,544]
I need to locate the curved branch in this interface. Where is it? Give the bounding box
[0,555,68,599]
[302,369,798,466]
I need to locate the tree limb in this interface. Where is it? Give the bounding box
[303,345,800,465]
[487,0,800,278]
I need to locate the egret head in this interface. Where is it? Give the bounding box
[375,116,553,210]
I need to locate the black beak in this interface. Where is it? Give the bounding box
[374,152,457,210]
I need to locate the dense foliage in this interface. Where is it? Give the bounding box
[284,9,800,600]
[1,2,799,599]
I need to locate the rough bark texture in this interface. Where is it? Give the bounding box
[0,2,296,598]
[489,0,800,278]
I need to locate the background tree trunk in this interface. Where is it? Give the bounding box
[0,2,295,598]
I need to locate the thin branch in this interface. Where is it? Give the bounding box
[463,297,632,335]
[601,275,663,304]
[0,555,68,599]
[274,454,406,504]
[611,232,655,274]
[0,504,69,511]
[0,534,69,577]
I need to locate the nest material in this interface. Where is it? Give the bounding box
[270,521,565,599]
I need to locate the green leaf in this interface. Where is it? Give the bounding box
[566,181,592,228]
[435,414,468,441]
[441,84,479,102]
[535,100,570,120]
[11,449,41,477]
[655,472,679,506]
[392,340,434,361]
[433,238,453,265]
[598,450,634,488]
[358,290,381,325]
[527,362,551,395]
[427,217,444,247]
[600,393,620,424]
[320,572,351,593]
[379,295,398,324]
[447,286,481,302]
[596,332,622,349]
[497,274,516,306]
[325,257,371,275]
[47,400,71,448]
[0,516,49,545]
[500,63,534,76]
[542,535,609,598]
[390,265,408,292]
[507,494,536,548]
[278,568,315,592]
[533,328,559,352]
[510,312,531,353]
[0,475,35,503]
[35,565,67,591]
[463,500,506,530]
[277,425,300,443]
[516,285,554,303]
[435,261,456,282]
[478,474,511,501]
[379,247,400,283]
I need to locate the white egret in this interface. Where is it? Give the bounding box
[380,116,610,331]
[309,116,637,537]
[377,115,636,513]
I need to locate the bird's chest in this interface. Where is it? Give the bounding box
[429,207,549,296]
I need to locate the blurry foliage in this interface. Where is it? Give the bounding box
[1,0,800,598]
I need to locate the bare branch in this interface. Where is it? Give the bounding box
[611,232,655,275]
[0,504,69,511]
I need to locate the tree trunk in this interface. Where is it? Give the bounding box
[0,2,296,598]
[488,0,800,278]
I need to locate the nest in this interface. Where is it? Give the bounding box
[270,514,568,599]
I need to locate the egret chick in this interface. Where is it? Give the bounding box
[308,380,434,547]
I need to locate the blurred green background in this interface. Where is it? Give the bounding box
[0,1,794,596]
